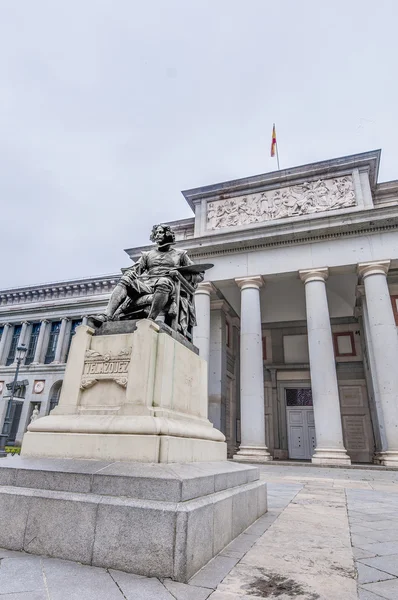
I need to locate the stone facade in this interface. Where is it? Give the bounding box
[2,149,398,466]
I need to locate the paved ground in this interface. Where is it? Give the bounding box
[0,464,398,599]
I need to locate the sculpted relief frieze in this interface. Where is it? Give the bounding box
[206,176,356,230]
[80,347,131,390]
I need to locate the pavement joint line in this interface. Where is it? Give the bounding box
[107,569,128,599]
[161,580,178,600]
[40,558,52,600]
[358,584,389,599]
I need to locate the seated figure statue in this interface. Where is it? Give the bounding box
[91,224,207,340]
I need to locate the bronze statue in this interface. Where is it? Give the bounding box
[91,224,211,340]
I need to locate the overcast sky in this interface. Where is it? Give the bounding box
[1,0,397,289]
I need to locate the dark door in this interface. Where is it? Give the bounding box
[7,401,23,444]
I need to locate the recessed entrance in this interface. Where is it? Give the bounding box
[286,388,316,460]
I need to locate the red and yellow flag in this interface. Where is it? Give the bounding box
[270,123,277,157]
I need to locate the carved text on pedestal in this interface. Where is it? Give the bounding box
[80,348,131,390]
[207,176,356,230]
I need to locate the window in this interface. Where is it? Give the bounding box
[286,388,313,406]
[25,323,41,365]
[65,319,82,360]
[44,321,61,364]
[333,332,355,357]
[6,325,22,366]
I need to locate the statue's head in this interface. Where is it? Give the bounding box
[150,224,176,246]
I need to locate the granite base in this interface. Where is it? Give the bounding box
[0,458,267,582]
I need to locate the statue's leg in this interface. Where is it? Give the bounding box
[90,284,128,325]
[148,278,173,321]
[148,290,169,321]
[105,283,128,318]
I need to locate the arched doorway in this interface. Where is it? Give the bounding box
[47,380,63,414]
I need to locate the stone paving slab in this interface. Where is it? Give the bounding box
[1,464,398,599]
[212,478,357,599]
[361,579,398,599]
[357,562,395,584]
[359,554,398,577]
[347,486,398,600]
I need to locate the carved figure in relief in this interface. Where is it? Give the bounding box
[91,224,212,340]
[207,176,356,230]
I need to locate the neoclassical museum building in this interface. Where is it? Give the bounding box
[1,149,398,466]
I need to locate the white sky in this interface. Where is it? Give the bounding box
[1,0,397,288]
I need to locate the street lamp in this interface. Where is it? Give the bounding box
[0,344,27,457]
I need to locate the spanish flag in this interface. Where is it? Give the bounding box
[270,123,277,157]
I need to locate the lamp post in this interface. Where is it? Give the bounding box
[0,344,27,457]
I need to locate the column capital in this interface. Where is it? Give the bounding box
[299,267,329,284]
[41,319,50,324]
[235,275,263,290]
[357,260,390,279]
[195,282,216,296]
[22,320,30,326]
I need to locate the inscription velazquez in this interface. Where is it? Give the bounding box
[84,361,129,375]
[80,348,131,390]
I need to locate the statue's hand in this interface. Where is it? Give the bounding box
[169,269,179,280]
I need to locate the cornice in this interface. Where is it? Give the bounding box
[0,275,118,309]
[0,296,109,323]
[0,363,66,375]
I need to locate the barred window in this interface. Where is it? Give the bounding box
[6,325,22,366]
[44,322,61,364]
[25,323,41,365]
[286,388,313,407]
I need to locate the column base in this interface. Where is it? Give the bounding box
[233,445,273,463]
[311,448,351,466]
[375,451,398,467]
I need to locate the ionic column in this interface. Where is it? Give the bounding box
[32,320,49,365]
[53,318,69,363]
[0,324,12,365]
[233,276,272,462]
[358,260,398,466]
[193,282,215,366]
[81,316,88,326]
[299,268,351,465]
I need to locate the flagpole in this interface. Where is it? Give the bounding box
[275,140,280,171]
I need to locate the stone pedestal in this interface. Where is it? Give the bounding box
[0,457,267,582]
[22,319,227,463]
[17,319,267,581]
